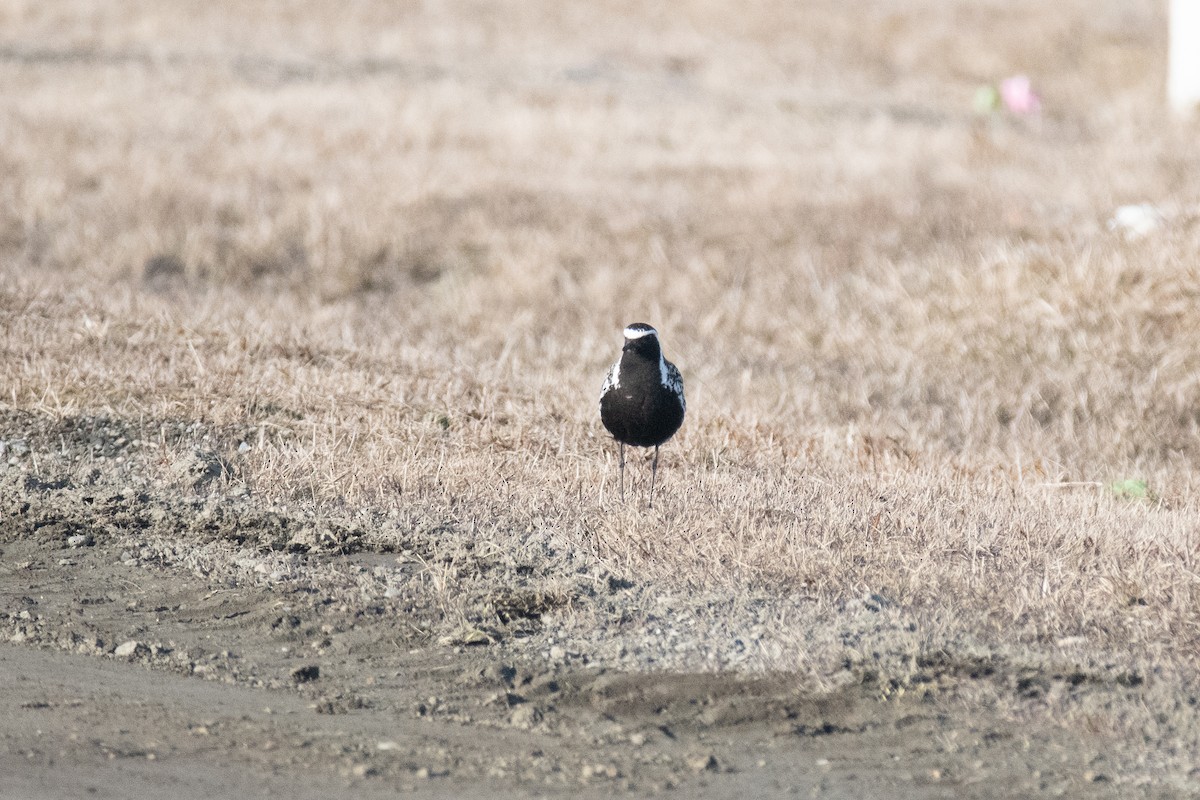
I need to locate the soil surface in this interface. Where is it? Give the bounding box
[0,412,1187,798]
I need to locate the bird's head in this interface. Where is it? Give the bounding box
[622,322,661,358]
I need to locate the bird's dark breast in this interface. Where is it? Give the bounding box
[600,363,685,448]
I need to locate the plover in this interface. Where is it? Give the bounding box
[599,323,686,507]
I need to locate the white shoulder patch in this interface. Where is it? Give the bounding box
[661,358,685,411]
[599,358,621,405]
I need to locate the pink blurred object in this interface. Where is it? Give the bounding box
[999,75,1041,114]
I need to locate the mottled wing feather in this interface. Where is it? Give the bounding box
[661,359,685,412]
[599,359,621,408]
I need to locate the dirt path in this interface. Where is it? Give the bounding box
[0,639,1123,800]
[1,644,541,800]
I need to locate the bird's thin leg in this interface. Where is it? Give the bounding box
[649,445,660,509]
[619,442,626,503]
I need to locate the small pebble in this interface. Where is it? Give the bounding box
[114,640,145,658]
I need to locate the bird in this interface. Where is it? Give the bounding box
[599,323,686,507]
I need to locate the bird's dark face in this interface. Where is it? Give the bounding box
[622,323,661,360]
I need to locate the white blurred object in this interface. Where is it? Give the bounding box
[1170,0,1200,115]
[1108,204,1165,239]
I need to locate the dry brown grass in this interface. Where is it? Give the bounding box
[3,0,1200,693]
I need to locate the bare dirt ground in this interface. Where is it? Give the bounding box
[4,0,1200,796]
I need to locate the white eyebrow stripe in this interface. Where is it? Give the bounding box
[623,326,658,339]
